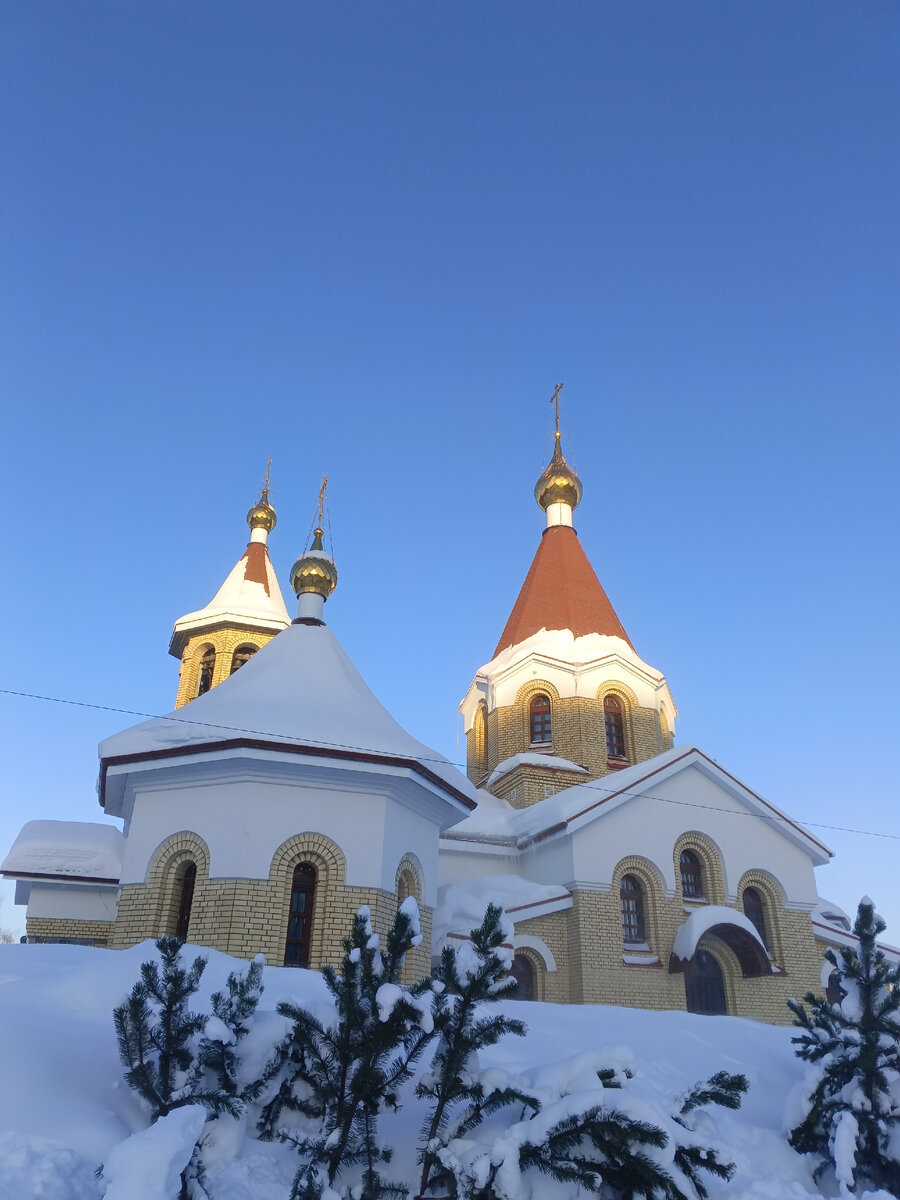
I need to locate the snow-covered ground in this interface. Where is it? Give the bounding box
[0,940,891,1200]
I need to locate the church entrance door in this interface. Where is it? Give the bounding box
[684,949,727,1015]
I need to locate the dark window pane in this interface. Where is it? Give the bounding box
[198,649,216,696]
[604,696,626,759]
[175,862,197,942]
[680,851,704,899]
[508,954,535,1000]
[620,875,646,944]
[284,864,316,968]
[529,695,552,744]
[742,887,768,948]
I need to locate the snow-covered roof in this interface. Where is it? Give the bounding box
[486,752,589,787]
[434,874,572,946]
[169,541,290,655]
[478,627,641,680]
[671,905,768,962]
[101,621,476,808]
[492,524,633,656]
[811,898,900,963]
[444,745,832,864]
[1,821,124,882]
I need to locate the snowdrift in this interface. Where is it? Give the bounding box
[0,941,890,1200]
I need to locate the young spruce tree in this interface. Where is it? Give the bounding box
[416,902,531,1197]
[788,896,900,1196]
[113,936,239,1120]
[416,906,746,1200]
[261,900,437,1200]
[196,954,265,1105]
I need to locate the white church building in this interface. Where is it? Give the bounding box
[2,421,869,1022]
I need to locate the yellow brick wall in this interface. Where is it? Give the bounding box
[472,681,665,802]
[175,627,277,709]
[511,873,824,1023]
[26,917,114,946]
[490,762,589,809]
[109,830,433,977]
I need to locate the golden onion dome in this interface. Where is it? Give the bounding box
[247,494,277,533]
[290,528,338,599]
[534,435,583,511]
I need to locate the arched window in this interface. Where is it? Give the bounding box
[742,887,768,949]
[397,870,415,906]
[472,704,488,781]
[197,647,215,696]
[620,874,646,945]
[508,954,535,1001]
[175,861,196,942]
[230,644,258,675]
[529,694,552,744]
[826,970,844,1006]
[284,863,316,968]
[604,695,627,761]
[680,850,704,899]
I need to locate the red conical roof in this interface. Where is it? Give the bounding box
[492,525,633,658]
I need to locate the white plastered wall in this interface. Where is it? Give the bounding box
[27,883,119,922]
[118,759,450,905]
[562,765,820,906]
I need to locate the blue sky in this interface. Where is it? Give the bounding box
[1,1,898,939]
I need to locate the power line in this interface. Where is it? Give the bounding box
[1,685,899,844]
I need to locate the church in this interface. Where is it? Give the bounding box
[2,407,861,1022]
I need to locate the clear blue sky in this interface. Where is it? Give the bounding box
[1,2,898,939]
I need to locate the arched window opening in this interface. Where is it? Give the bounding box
[680,850,704,900]
[508,954,535,1001]
[604,695,627,762]
[529,694,552,745]
[230,644,258,675]
[397,870,415,906]
[197,647,216,696]
[826,970,845,1006]
[684,949,728,1015]
[284,863,316,968]
[742,887,768,949]
[472,705,488,780]
[175,861,196,942]
[620,874,646,945]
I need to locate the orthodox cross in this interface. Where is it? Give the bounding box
[259,457,272,503]
[316,474,328,530]
[550,382,565,435]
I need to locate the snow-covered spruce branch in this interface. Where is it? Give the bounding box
[416,904,746,1200]
[113,936,238,1121]
[788,895,900,1197]
[416,902,529,1197]
[264,899,437,1200]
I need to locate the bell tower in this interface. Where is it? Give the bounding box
[459,387,677,808]
[169,466,291,708]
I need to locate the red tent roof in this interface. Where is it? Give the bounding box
[492,525,633,658]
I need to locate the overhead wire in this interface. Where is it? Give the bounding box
[1,685,898,844]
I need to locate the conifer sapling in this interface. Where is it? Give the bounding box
[113,936,238,1120]
[788,896,900,1196]
[262,899,437,1200]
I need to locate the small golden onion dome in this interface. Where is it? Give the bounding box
[247,492,277,533]
[534,435,583,511]
[290,528,338,599]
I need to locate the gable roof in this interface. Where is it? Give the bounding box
[443,745,833,865]
[492,525,632,657]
